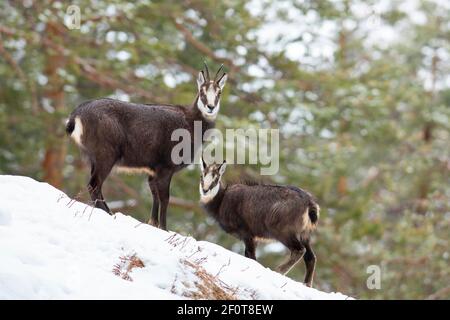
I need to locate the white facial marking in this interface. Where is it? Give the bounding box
[206,83,217,106]
[197,93,220,120]
[71,116,84,146]
[202,172,214,190]
[199,182,220,203]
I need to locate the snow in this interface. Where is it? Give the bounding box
[0,175,350,300]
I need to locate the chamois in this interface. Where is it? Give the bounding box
[66,63,227,230]
[199,159,320,287]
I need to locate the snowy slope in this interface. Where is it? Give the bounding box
[0,175,350,300]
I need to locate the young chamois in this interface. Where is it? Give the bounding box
[66,64,227,230]
[199,159,320,287]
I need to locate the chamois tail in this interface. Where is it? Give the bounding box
[65,116,75,135]
[308,201,319,225]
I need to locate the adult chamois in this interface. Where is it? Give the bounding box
[66,64,227,230]
[199,159,320,287]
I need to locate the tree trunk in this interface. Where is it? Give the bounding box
[338,176,347,195]
[423,53,438,143]
[41,21,67,188]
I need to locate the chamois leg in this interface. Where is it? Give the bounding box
[155,172,173,231]
[87,160,114,214]
[303,241,316,287]
[244,238,257,260]
[276,238,305,275]
[148,178,160,226]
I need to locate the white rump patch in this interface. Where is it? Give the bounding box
[301,205,319,235]
[71,116,84,146]
[302,208,314,233]
[115,166,155,177]
[297,204,319,242]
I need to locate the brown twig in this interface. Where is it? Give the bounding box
[215,258,231,277]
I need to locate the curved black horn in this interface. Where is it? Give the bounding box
[214,64,224,81]
[203,61,210,81]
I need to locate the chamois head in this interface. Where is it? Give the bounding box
[197,62,228,120]
[199,157,226,203]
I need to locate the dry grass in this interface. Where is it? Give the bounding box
[174,259,237,300]
[112,253,145,281]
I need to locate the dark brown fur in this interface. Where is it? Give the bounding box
[200,163,319,287]
[66,66,226,230]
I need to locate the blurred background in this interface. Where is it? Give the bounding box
[0,0,449,299]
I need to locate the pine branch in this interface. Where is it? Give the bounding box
[0,25,161,102]
[0,33,39,114]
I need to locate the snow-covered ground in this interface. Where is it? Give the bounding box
[0,175,350,300]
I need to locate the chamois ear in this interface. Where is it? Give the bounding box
[219,161,227,175]
[217,73,227,90]
[197,71,206,90]
[201,156,207,172]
